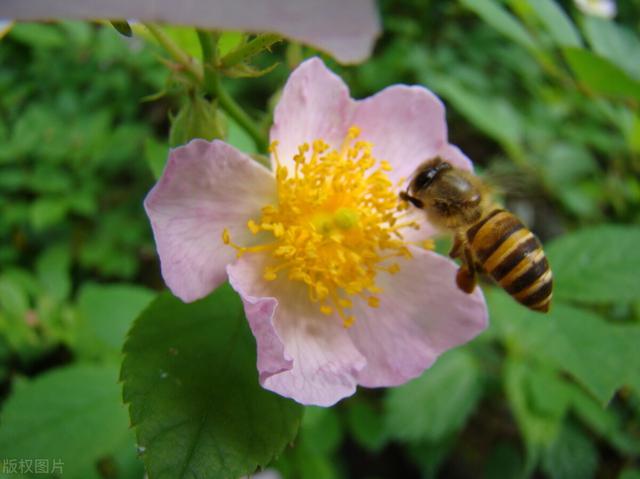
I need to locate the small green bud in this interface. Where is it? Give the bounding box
[169,93,227,147]
[110,20,133,37]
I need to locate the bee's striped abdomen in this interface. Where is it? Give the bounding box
[466,209,552,312]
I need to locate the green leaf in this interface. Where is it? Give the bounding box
[541,424,598,479]
[218,32,244,56]
[384,349,483,442]
[219,33,282,69]
[110,20,133,38]
[460,0,537,51]
[563,47,640,102]
[582,17,640,79]
[121,284,303,479]
[223,61,279,79]
[300,407,342,456]
[144,137,169,180]
[546,225,640,303]
[526,364,573,421]
[432,78,522,148]
[75,283,155,357]
[29,197,68,231]
[150,25,201,59]
[9,23,66,48]
[484,442,524,479]
[541,142,598,185]
[36,244,71,301]
[504,358,562,470]
[628,112,640,153]
[489,289,640,404]
[570,384,640,455]
[407,438,456,478]
[277,437,340,479]
[0,275,29,317]
[523,0,582,47]
[615,325,640,396]
[226,114,257,154]
[142,28,240,59]
[0,364,133,479]
[345,400,387,452]
[619,470,640,479]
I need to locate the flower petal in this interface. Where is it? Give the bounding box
[436,143,474,172]
[270,57,354,171]
[273,59,472,185]
[145,139,275,302]
[348,248,488,387]
[0,20,13,39]
[351,84,449,183]
[1,0,380,64]
[575,0,617,18]
[226,257,291,384]
[227,252,366,406]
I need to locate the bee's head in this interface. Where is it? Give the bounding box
[400,157,485,229]
[400,157,452,209]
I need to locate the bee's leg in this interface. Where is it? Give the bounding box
[455,247,478,294]
[449,233,464,259]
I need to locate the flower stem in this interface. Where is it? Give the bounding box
[214,75,268,152]
[220,33,282,68]
[196,30,268,152]
[146,24,268,152]
[197,30,218,95]
[144,23,203,83]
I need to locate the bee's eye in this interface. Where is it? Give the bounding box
[413,169,438,191]
[412,160,452,191]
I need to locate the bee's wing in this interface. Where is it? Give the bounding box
[479,162,539,201]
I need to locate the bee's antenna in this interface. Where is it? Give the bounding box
[399,191,424,209]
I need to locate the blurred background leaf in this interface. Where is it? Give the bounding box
[0,364,139,479]
[385,350,484,443]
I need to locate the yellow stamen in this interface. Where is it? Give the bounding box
[247,219,260,234]
[320,305,333,315]
[223,126,420,327]
[422,239,436,250]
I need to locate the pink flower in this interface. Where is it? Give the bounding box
[574,0,617,18]
[145,58,488,406]
[0,0,379,64]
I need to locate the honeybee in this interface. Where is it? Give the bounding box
[400,157,552,313]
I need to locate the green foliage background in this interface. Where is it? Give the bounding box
[1,1,639,478]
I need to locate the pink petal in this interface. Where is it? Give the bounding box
[270,57,354,171]
[436,143,474,172]
[226,256,291,384]
[0,20,13,38]
[575,0,617,18]
[272,58,473,185]
[348,248,488,387]
[227,252,366,406]
[351,85,449,184]
[398,208,439,244]
[144,139,275,302]
[1,0,380,64]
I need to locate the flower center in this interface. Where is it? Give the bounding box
[224,126,424,327]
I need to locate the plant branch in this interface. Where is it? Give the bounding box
[220,33,282,68]
[197,30,268,152]
[144,23,203,83]
[214,76,268,152]
[197,30,218,95]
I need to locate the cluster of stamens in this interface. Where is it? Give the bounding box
[224,126,423,327]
